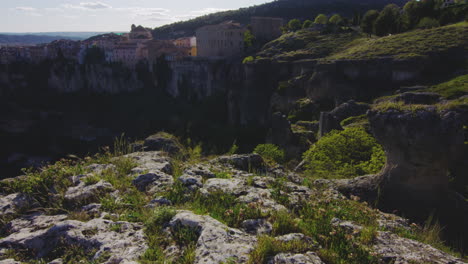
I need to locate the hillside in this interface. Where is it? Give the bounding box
[253,22,468,62]
[152,0,407,39]
[0,34,82,45]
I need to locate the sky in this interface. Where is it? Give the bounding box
[1,0,270,32]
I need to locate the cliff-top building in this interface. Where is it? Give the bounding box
[251,17,284,42]
[196,21,246,58]
[174,37,197,57]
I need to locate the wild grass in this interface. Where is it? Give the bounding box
[328,22,468,60]
[428,74,468,99]
[247,235,316,264]
[259,30,363,62]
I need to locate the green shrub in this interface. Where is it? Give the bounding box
[254,144,285,164]
[243,56,255,64]
[303,127,385,179]
[417,17,440,29]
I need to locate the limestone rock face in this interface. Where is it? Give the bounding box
[241,219,273,235]
[319,100,369,137]
[132,171,174,194]
[0,213,147,263]
[368,108,465,203]
[126,151,173,175]
[169,211,257,264]
[64,179,114,205]
[214,154,266,172]
[269,251,325,264]
[143,133,182,154]
[0,193,32,217]
[374,231,466,264]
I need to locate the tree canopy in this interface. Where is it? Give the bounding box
[314,14,328,24]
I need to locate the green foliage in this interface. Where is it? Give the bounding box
[302,20,313,29]
[314,14,328,25]
[190,191,266,228]
[340,115,369,127]
[417,17,440,29]
[113,133,133,156]
[288,19,302,31]
[428,74,468,99]
[374,4,406,36]
[271,210,301,235]
[361,10,380,35]
[329,22,468,60]
[303,127,385,179]
[329,14,343,25]
[244,30,256,49]
[226,140,239,155]
[242,56,255,64]
[247,235,315,264]
[253,144,285,164]
[141,207,177,263]
[259,30,363,62]
[214,170,232,179]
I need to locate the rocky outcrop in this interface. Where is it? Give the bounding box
[319,100,369,137]
[169,211,257,264]
[269,252,325,264]
[0,193,32,217]
[0,213,147,263]
[143,133,183,154]
[368,108,465,205]
[64,178,114,205]
[214,154,266,172]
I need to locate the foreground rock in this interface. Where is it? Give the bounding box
[0,193,32,217]
[269,251,325,264]
[143,132,183,154]
[0,213,147,263]
[169,211,257,264]
[64,178,114,205]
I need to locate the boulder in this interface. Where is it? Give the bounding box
[146,197,172,208]
[214,154,266,172]
[125,151,172,175]
[183,165,216,179]
[178,174,203,189]
[368,108,465,205]
[319,100,369,137]
[374,231,466,264]
[200,178,247,196]
[0,213,147,263]
[329,100,370,123]
[318,112,342,137]
[0,260,21,264]
[0,193,32,217]
[64,180,114,205]
[132,171,174,194]
[269,252,325,264]
[143,132,182,154]
[241,219,273,235]
[169,211,256,264]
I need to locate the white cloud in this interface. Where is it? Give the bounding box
[116,7,173,22]
[172,7,228,22]
[15,7,37,12]
[62,2,112,10]
[191,7,227,16]
[14,6,43,17]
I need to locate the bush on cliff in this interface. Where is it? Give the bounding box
[254,144,285,164]
[303,126,385,179]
